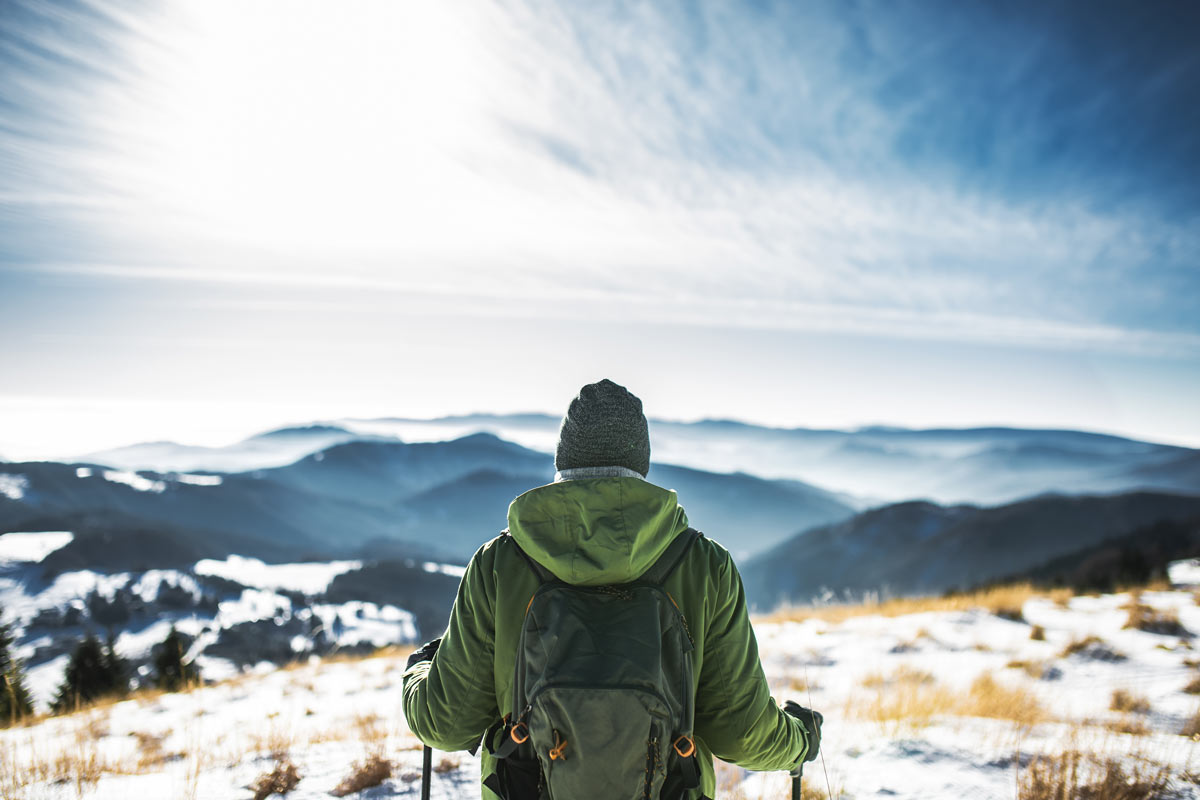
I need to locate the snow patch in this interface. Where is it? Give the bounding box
[423,561,467,579]
[173,473,223,486]
[102,470,167,493]
[0,531,73,564]
[75,467,92,478]
[0,473,29,500]
[1168,557,1200,587]
[195,555,362,595]
[308,601,417,647]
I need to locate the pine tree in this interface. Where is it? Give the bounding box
[51,633,124,713]
[152,626,198,691]
[0,617,33,725]
[102,632,129,697]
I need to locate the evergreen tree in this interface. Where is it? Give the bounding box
[51,633,123,713]
[0,617,33,725]
[102,632,129,696]
[152,626,198,691]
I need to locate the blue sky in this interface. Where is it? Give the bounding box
[1,0,1198,458]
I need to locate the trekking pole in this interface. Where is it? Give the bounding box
[422,745,432,800]
[791,764,802,800]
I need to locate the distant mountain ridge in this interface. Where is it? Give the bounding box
[71,415,1199,506]
[0,433,856,565]
[742,490,1200,610]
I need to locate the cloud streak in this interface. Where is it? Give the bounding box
[1,0,1197,355]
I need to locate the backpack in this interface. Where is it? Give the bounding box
[482,528,705,800]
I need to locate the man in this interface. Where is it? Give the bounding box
[403,379,822,799]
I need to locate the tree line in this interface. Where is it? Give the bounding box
[1,613,198,724]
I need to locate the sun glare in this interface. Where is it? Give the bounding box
[119,2,498,256]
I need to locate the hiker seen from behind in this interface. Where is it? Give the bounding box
[403,379,823,800]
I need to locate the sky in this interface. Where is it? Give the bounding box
[1,0,1198,460]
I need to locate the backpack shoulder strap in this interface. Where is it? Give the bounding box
[639,527,702,586]
[502,529,555,584]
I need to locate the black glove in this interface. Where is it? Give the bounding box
[406,637,441,669]
[784,701,823,765]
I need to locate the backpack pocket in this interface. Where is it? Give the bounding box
[530,686,671,800]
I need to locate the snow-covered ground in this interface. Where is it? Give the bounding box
[3,580,1198,800]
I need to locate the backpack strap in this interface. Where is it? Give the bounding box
[503,530,555,584]
[639,528,702,586]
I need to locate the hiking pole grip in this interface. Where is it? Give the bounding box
[791,765,802,800]
[422,745,432,800]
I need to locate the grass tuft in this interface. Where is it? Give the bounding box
[251,757,301,800]
[847,668,1047,733]
[1018,750,1172,800]
[1124,602,1192,637]
[962,673,1046,727]
[1182,706,1200,739]
[764,583,1070,624]
[1109,689,1150,714]
[331,752,393,797]
[434,756,460,775]
[1059,636,1127,662]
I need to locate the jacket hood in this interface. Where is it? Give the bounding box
[507,477,690,585]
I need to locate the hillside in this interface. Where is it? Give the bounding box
[3,573,1198,799]
[743,490,1200,610]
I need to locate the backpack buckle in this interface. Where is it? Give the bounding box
[510,721,530,744]
[673,735,695,758]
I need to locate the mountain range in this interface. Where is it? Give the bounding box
[1,433,855,565]
[742,490,1200,610]
[81,415,1200,506]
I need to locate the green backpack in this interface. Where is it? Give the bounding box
[483,528,705,800]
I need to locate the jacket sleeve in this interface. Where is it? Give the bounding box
[402,544,500,751]
[693,550,809,771]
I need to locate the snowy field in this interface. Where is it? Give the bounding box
[2,577,1198,799]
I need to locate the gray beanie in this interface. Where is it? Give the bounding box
[555,379,651,477]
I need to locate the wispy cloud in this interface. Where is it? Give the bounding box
[1,0,1197,355]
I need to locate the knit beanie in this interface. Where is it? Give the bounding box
[554,379,651,477]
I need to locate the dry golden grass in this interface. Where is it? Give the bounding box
[0,718,118,796]
[249,723,296,760]
[1103,716,1150,736]
[962,674,1047,727]
[353,711,386,745]
[1006,659,1052,680]
[131,729,186,771]
[331,752,393,797]
[1029,624,1046,641]
[1018,750,1173,800]
[1059,635,1127,662]
[860,665,935,689]
[310,645,414,668]
[251,756,301,800]
[845,668,959,733]
[1184,674,1200,694]
[763,582,1072,624]
[1183,706,1200,739]
[434,756,460,775]
[847,668,1048,733]
[1110,690,1150,714]
[785,675,820,693]
[1123,602,1192,637]
[714,759,846,800]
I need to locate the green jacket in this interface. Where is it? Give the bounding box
[402,476,809,798]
